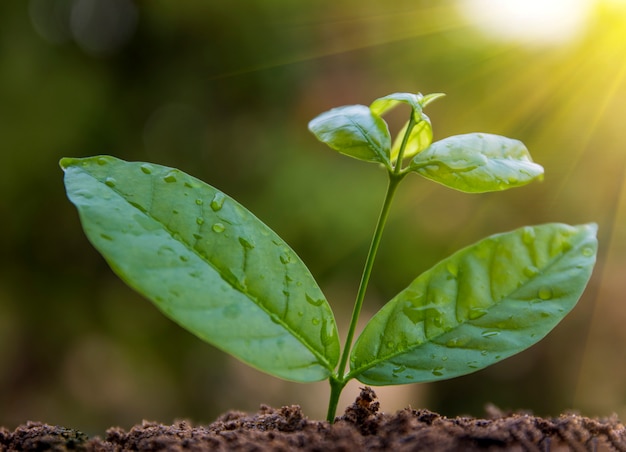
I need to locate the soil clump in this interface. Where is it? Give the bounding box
[2,387,625,451]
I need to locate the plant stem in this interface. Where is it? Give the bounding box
[325,110,417,423]
[326,172,404,422]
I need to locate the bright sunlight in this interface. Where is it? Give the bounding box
[458,0,593,45]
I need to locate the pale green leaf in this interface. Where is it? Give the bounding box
[370,92,423,119]
[349,223,597,385]
[308,105,391,168]
[390,117,433,161]
[410,133,544,193]
[61,156,340,382]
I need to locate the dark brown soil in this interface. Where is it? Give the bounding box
[2,388,625,451]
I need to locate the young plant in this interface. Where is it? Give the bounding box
[60,92,597,422]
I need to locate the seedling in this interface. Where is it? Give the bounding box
[61,92,597,422]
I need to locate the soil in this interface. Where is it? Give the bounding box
[2,388,625,451]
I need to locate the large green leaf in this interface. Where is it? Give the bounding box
[410,133,544,193]
[308,105,391,168]
[61,156,340,382]
[349,223,597,385]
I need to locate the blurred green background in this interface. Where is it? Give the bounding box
[1,0,626,435]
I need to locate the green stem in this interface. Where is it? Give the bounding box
[393,115,416,175]
[325,110,417,423]
[326,172,404,422]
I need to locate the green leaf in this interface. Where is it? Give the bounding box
[370,92,445,121]
[370,92,424,120]
[410,133,544,193]
[61,156,340,382]
[390,117,433,162]
[349,223,597,385]
[308,105,391,168]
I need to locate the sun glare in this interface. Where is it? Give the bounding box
[458,0,594,45]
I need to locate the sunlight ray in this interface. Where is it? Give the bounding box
[207,5,467,80]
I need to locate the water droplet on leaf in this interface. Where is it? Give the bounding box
[104,177,116,187]
[582,247,594,257]
[140,164,153,174]
[210,192,226,212]
[280,254,291,264]
[239,237,255,249]
[468,308,487,320]
[196,217,205,225]
[163,172,177,183]
[311,318,320,326]
[432,367,444,376]
[522,227,535,245]
[481,330,500,338]
[306,294,324,306]
[538,287,553,300]
[212,223,225,233]
[523,266,539,278]
[195,198,203,205]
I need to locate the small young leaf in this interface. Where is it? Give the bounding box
[390,117,433,162]
[370,92,424,120]
[308,105,391,168]
[349,223,597,385]
[370,92,444,121]
[61,156,340,382]
[410,133,544,193]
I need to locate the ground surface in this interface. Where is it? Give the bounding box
[2,388,625,451]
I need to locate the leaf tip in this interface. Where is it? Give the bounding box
[59,157,78,171]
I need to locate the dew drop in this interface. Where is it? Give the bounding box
[522,227,536,245]
[239,237,255,249]
[179,255,189,262]
[172,209,179,215]
[195,198,204,205]
[140,164,153,174]
[481,330,500,338]
[481,350,488,356]
[311,318,320,326]
[163,172,177,183]
[468,308,487,320]
[157,245,176,257]
[97,157,108,165]
[306,294,324,307]
[582,247,594,257]
[279,254,291,264]
[538,287,553,300]
[104,177,116,187]
[432,366,445,377]
[210,192,226,212]
[297,311,304,317]
[392,365,406,375]
[193,233,202,241]
[100,233,113,241]
[441,356,448,361]
[523,266,539,278]
[196,217,205,225]
[386,341,395,349]
[212,223,225,233]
